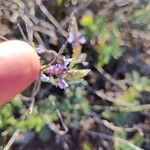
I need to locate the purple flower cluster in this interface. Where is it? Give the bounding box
[68,31,86,48]
[44,58,72,89]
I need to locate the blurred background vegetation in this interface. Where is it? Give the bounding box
[0,0,150,149]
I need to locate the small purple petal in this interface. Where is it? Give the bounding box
[56,77,68,89]
[64,58,73,66]
[68,33,74,43]
[79,36,86,44]
[47,57,71,78]
[48,64,64,76]
[68,31,86,48]
[41,74,50,81]
[82,61,89,66]
[76,31,81,38]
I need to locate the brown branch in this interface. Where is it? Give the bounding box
[97,119,143,135]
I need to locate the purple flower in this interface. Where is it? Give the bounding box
[63,58,73,67]
[68,31,86,48]
[46,58,72,89]
[56,77,68,89]
[48,58,72,77]
[49,64,64,76]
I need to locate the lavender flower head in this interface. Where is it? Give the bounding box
[48,58,72,76]
[49,64,64,76]
[47,58,72,89]
[68,31,86,48]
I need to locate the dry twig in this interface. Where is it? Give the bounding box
[36,0,67,37]
[86,130,143,150]
[3,129,20,150]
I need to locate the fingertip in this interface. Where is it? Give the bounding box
[0,40,40,105]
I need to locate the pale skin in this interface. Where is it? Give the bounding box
[0,40,40,105]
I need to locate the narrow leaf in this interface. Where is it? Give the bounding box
[64,69,90,80]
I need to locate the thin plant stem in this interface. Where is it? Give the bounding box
[36,0,67,37]
[44,99,68,135]
[17,23,28,42]
[3,129,20,150]
[86,130,143,150]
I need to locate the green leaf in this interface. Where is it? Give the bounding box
[68,58,78,69]
[82,141,92,150]
[80,15,93,27]
[38,125,51,142]
[64,69,90,80]
[118,87,138,103]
